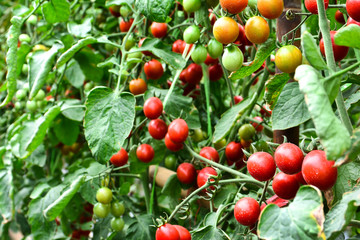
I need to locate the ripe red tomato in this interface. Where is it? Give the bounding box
[274,143,303,174]
[177,163,197,185]
[144,59,164,80]
[138,37,152,56]
[200,146,219,163]
[173,225,191,240]
[237,24,252,46]
[234,197,260,226]
[168,119,189,143]
[197,167,217,189]
[220,0,248,14]
[234,96,243,104]
[304,0,329,14]
[257,0,284,19]
[245,16,270,44]
[272,172,300,200]
[109,5,120,17]
[204,53,218,65]
[335,10,345,24]
[302,150,337,191]
[347,17,360,26]
[156,223,180,240]
[165,133,183,152]
[275,45,303,73]
[136,144,155,163]
[151,22,167,38]
[172,40,187,54]
[148,119,167,140]
[294,171,307,185]
[260,195,289,211]
[183,63,203,84]
[213,17,239,44]
[346,0,360,22]
[144,97,163,119]
[247,152,276,181]
[119,18,134,32]
[110,148,128,167]
[225,141,244,162]
[251,116,264,132]
[129,78,147,95]
[319,31,349,62]
[209,63,223,82]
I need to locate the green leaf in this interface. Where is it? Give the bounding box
[333,161,360,204]
[264,73,290,110]
[28,42,63,99]
[0,16,22,108]
[161,173,181,207]
[192,225,231,240]
[53,116,80,145]
[74,49,104,82]
[324,187,360,240]
[137,39,186,68]
[30,182,51,199]
[0,168,12,219]
[135,0,174,23]
[334,25,360,49]
[301,31,328,70]
[10,121,37,159]
[16,42,32,76]
[272,82,311,130]
[213,96,254,143]
[335,128,360,166]
[126,214,155,240]
[296,64,351,160]
[44,175,85,221]
[106,0,134,6]
[25,144,47,167]
[42,0,70,24]
[64,59,85,88]
[258,185,324,240]
[84,87,135,163]
[230,37,276,80]
[67,16,93,38]
[60,99,85,122]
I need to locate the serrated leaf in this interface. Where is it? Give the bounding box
[64,59,85,88]
[42,0,70,24]
[264,73,290,110]
[296,64,351,160]
[126,214,155,240]
[302,31,328,70]
[272,82,311,130]
[334,25,360,49]
[84,87,135,163]
[53,116,80,145]
[335,128,360,165]
[135,0,174,23]
[67,16,93,38]
[258,185,324,240]
[192,225,231,240]
[230,37,276,80]
[333,161,360,204]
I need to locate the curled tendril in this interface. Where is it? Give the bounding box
[177,202,191,220]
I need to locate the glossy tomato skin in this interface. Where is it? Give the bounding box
[335,10,345,24]
[247,152,276,181]
[144,97,163,119]
[177,163,197,184]
[238,124,256,141]
[245,16,269,44]
[204,53,218,65]
[144,59,164,80]
[209,63,223,82]
[183,25,200,44]
[346,0,360,22]
[200,147,220,163]
[207,39,223,58]
[302,150,337,191]
[222,45,244,72]
[234,197,260,226]
[197,167,217,189]
[183,0,201,13]
[168,119,189,143]
[96,187,113,204]
[151,22,168,38]
[191,45,208,64]
[251,116,264,132]
[156,223,180,240]
[129,78,147,95]
[225,142,244,162]
[234,95,244,104]
[257,0,284,19]
[275,45,302,73]
[110,148,128,167]
[148,119,167,140]
[294,171,307,185]
[213,17,239,44]
[136,144,155,163]
[305,0,329,14]
[272,172,300,200]
[274,143,304,174]
[347,17,360,26]
[319,31,349,62]
[173,225,192,240]
[184,63,203,84]
[220,0,248,14]
[172,40,187,54]
[165,133,183,152]
[119,18,134,32]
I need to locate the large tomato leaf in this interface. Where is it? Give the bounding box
[74,49,104,83]
[126,214,155,240]
[67,16,93,38]
[59,99,85,122]
[335,128,360,166]
[301,31,328,70]
[333,160,360,204]
[258,185,324,240]
[0,168,13,219]
[324,187,360,240]
[42,0,70,24]
[84,87,135,163]
[334,25,360,49]
[264,73,290,110]
[296,64,351,160]
[272,82,311,130]
[192,225,231,240]
[135,0,174,23]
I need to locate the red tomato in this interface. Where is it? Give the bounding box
[148,119,167,140]
[335,10,345,24]
[240,139,252,148]
[110,148,128,167]
[237,24,252,46]
[119,18,134,32]
[302,150,337,191]
[251,116,264,132]
[172,40,187,54]
[257,0,284,19]
[247,152,276,181]
[168,119,189,143]
[129,78,147,95]
[156,223,180,240]
[197,167,217,189]
[272,172,300,200]
[260,105,272,117]
[144,59,164,80]
[260,195,289,211]
[225,141,244,162]
[234,197,260,226]
[173,225,192,240]
[136,144,155,163]
[109,5,120,17]
[274,143,304,174]
[294,171,307,185]
[204,53,218,65]
[305,0,329,14]
[165,133,183,152]
[209,63,223,82]
[234,95,243,104]
[184,63,203,85]
[220,0,248,14]
[138,37,152,56]
[144,97,163,119]
[177,163,197,185]
[200,146,219,163]
[319,31,349,62]
[346,0,360,22]
[347,17,360,26]
[245,16,269,44]
[151,22,168,38]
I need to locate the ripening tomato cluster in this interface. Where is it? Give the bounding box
[156,223,191,240]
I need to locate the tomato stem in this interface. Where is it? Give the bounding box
[219,58,235,106]
[201,63,213,140]
[140,170,151,214]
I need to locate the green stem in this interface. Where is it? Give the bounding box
[140,170,151,213]
[258,180,270,205]
[219,58,235,106]
[168,22,192,32]
[281,15,310,44]
[202,63,213,140]
[328,4,346,8]
[349,220,360,228]
[149,165,159,215]
[111,173,140,178]
[324,62,360,83]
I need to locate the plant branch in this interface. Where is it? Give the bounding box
[202,63,213,139]
[219,58,235,106]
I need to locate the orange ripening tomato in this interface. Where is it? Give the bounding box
[245,16,269,44]
[213,17,239,44]
[129,78,147,95]
[220,0,248,14]
[257,0,284,19]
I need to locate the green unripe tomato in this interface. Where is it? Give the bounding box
[120,5,132,17]
[191,128,204,142]
[183,0,201,13]
[22,64,29,75]
[93,203,110,218]
[191,45,207,64]
[214,138,227,150]
[96,187,113,204]
[127,47,142,59]
[125,35,136,51]
[26,100,37,112]
[26,15,37,25]
[105,43,116,52]
[222,45,243,72]
[183,25,200,44]
[19,34,31,43]
[111,217,125,231]
[208,39,223,59]
[238,124,256,141]
[14,102,23,110]
[111,202,125,217]
[22,83,29,92]
[34,89,45,100]
[164,154,177,170]
[16,89,27,100]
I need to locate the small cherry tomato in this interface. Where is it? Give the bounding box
[272,172,300,200]
[136,144,155,163]
[111,202,125,217]
[207,39,223,58]
[225,141,244,162]
[151,22,168,38]
[164,154,177,170]
[177,163,197,185]
[258,0,283,19]
[245,16,270,44]
[305,0,329,14]
[148,119,167,140]
[191,45,208,64]
[144,59,164,80]
[213,17,239,44]
[165,133,183,152]
[173,225,192,240]
[247,152,276,181]
[222,45,244,72]
[144,97,163,119]
[209,63,223,82]
[172,39,187,54]
[238,124,256,141]
[168,119,189,143]
[96,187,113,204]
[204,53,218,65]
[335,10,345,24]
[129,78,147,95]
[156,223,180,240]
[183,63,203,84]
[183,0,201,13]
[319,31,349,62]
[251,116,264,132]
[109,5,120,17]
[274,143,304,174]
[183,25,200,44]
[220,0,248,14]
[93,203,110,218]
[119,18,134,32]
[234,96,243,104]
[197,167,217,189]
[111,217,125,231]
[234,197,260,226]
[200,146,219,163]
[275,45,302,73]
[110,148,129,167]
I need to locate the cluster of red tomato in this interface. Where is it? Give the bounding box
[156,223,191,240]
